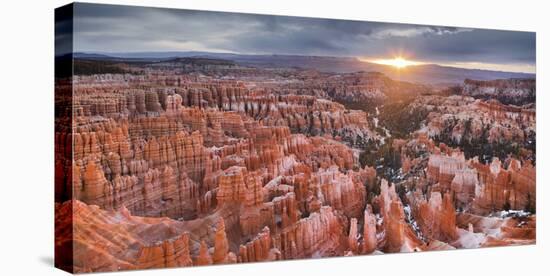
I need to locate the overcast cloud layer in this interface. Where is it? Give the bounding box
[67,3,536,72]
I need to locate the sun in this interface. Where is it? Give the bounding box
[389,57,409,68]
[369,56,422,69]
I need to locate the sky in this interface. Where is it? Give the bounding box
[65,3,536,73]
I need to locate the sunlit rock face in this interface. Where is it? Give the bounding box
[56,58,535,273]
[424,148,535,216]
[362,205,378,254]
[426,152,478,208]
[471,158,536,215]
[412,192,458,243]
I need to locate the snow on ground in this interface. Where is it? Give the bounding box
[491,209,531,219]
[456,228,487,248]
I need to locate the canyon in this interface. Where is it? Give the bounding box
[55,57,536,273]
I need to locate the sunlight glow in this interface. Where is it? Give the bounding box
[371,56,423,68]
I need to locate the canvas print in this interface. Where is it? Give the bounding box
[55,2,536,273]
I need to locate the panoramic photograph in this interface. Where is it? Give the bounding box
[55,3,536,273]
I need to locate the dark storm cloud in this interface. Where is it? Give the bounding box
[73,3,535,68]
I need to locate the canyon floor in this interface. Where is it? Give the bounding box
[55,57,536,273]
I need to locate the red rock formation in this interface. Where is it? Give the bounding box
[145,91,162,112]
[238,226,279,263]
[136,233,193,269]
[56,200,194,273]
[194,241,212,266]
[80,159,112,209]
[472,158,535,214]
[375,179,424,253]
[213,218,232,264]
[314,166,366,218]
[417,95,533,146]
[450,167,478,207]
[216,166,247,206]
[165,94,183,115]
[362,205,378,254]
[427,152,467,189]
[272,206,344,259]
[426,152,480,208]
[384,200,406,252]
[509,160,536,211]
[414,192,458,242]
[72,127,208,219]
[378,179,399,216]
[348,217,359,253]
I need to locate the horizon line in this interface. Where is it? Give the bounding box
[71,50,537,75]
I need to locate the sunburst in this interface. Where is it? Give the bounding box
[370,56,423,68]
